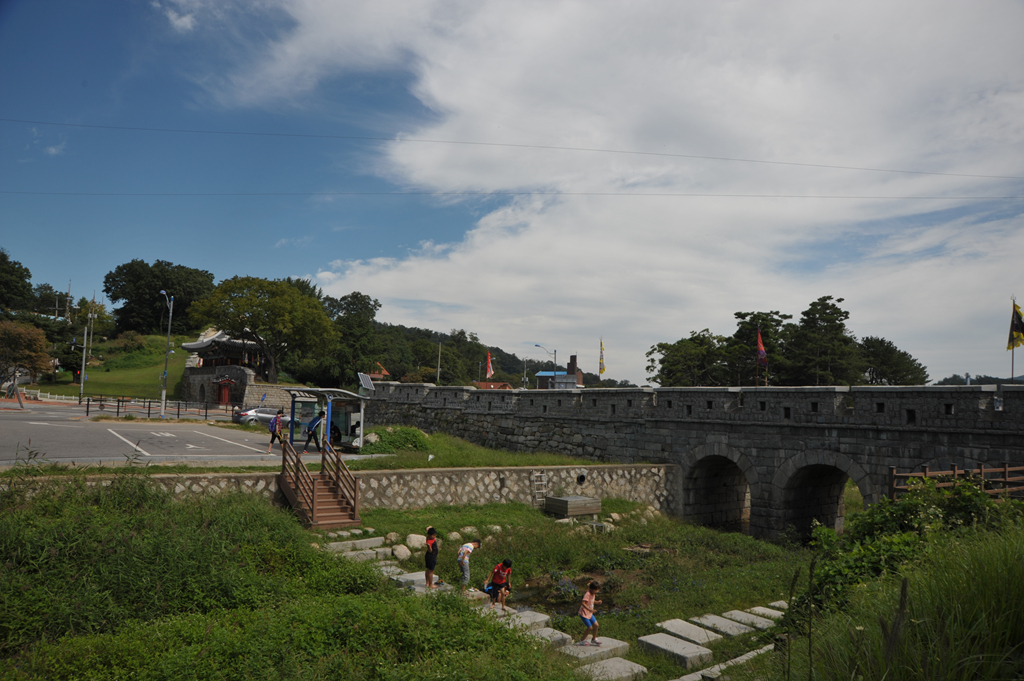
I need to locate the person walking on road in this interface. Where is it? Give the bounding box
[265,409,284,454]
[302,410,325,453]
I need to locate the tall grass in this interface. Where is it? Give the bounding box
[733,523,1024,681]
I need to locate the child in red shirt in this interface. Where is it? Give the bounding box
[486,559,512,611]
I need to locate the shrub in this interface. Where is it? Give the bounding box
[361,426,430,454]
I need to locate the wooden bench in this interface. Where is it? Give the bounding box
[544,495,601,519]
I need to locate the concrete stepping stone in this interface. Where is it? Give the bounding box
[375,564,405,576]
[504,610,551,631]
[656,619,723,645]
[374,547,393,559]
[674,644,774,681]
[393,571,427,586]
[768,600,788,610]
[746,606,785,620]
[326,537,384,552]
[463,589,489,603]
[688,614,754,636]
[529,627,572,648]
[577,657,648,680]
[341,550,377,562]
[721,610,775,630]
[637,633,712,669]
[559,637,629,663]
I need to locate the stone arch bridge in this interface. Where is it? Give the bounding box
[367,383,1024,539]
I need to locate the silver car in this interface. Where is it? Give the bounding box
[232,406,294,427]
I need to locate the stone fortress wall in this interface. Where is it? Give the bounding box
[366,382,1024,538]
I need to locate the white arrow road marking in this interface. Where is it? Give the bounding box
[107,429,151,456]
[151,432,175,437]
[193,430,265,453]
[28,422,84,428]
[185,444,208,450]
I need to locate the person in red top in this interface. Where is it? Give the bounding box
[486,559,512,611]
[424,526,440,589]
[575,581,603,646]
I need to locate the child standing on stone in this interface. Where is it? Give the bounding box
[576,581,603,646]
[424,527,440,589]
[457,539,481,594]
[486,559,513,611]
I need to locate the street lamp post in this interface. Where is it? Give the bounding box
[535,344,556,389]
[159,290,174,419]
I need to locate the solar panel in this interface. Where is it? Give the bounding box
[357,372,375,391]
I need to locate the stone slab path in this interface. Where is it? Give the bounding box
[747,606,784,620]
[656,619,723,645]
[672,644,774,681]
[529,627,573,648]
[576,657,648,680]
[637,633,712,669]
[721,610,775,630]
[559,637,630,663]
[688,613,755,636]
[504,610,550,631]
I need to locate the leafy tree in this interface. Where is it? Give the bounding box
[0,249,33,311]
[860,336,929,385]
[103,259,215,334]
[0,320,50,384]
[723,310,794,386]
[783,296,863,386]
[646,329,730,386]
[189,277,335,384]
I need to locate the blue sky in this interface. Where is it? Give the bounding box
[2,0,1023,384]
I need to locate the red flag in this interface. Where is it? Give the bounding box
[485,352,494,378]
[756,329,768,367]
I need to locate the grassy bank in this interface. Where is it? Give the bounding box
[30,333,193,400]
[0,470,810,680]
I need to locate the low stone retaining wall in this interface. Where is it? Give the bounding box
[14,465,680,516]
[354,464,680,514]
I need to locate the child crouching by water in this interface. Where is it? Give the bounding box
[576,581,603,646]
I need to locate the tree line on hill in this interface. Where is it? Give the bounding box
[647,295,931,386]
[0,251,636,390]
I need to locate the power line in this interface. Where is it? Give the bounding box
[3,117,1021,181]
[2,190,1020,199]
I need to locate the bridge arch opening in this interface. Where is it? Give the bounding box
[782,464,848,541]
[684,455,750,533]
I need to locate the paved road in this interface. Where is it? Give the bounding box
[0,402,282,468]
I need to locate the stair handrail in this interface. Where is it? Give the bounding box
[281,441,317,524]
[322,442,360,519]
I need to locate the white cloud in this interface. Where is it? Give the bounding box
[165,9,196,32]
[208,1,1023,383]
[44,141,66,156]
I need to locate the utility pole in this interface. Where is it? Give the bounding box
[159,291,174,418]
[78,300,91,402]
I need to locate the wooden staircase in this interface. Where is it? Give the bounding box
[278,441,361,528]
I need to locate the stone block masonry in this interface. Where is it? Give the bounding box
[355,464,680,514]
[367,382,1024,539]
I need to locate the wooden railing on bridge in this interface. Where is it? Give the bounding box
[278,441,360,528]
[888,463,1024,500]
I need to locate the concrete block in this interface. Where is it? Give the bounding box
[394,571,427,586]
[674,644,775,681]
[722,610,775,630]
[637,633,712,669]
[559,637,629,663]
[529,627,572,648]
[768,600,788,610]
[326,537,385,552]
[374,547,393,559]
[341,550,377,562]
[747,606,785,620]
[576,657,648,681]
[392,545,412,561]
[376,565,405,576]
[688,614,754,636]
[504,610,550,631]
[656,618,723,645]
[406,533,427,550]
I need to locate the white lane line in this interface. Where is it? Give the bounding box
[107,429,151,456]
[28,422,84,428]
[193,430,265,453]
